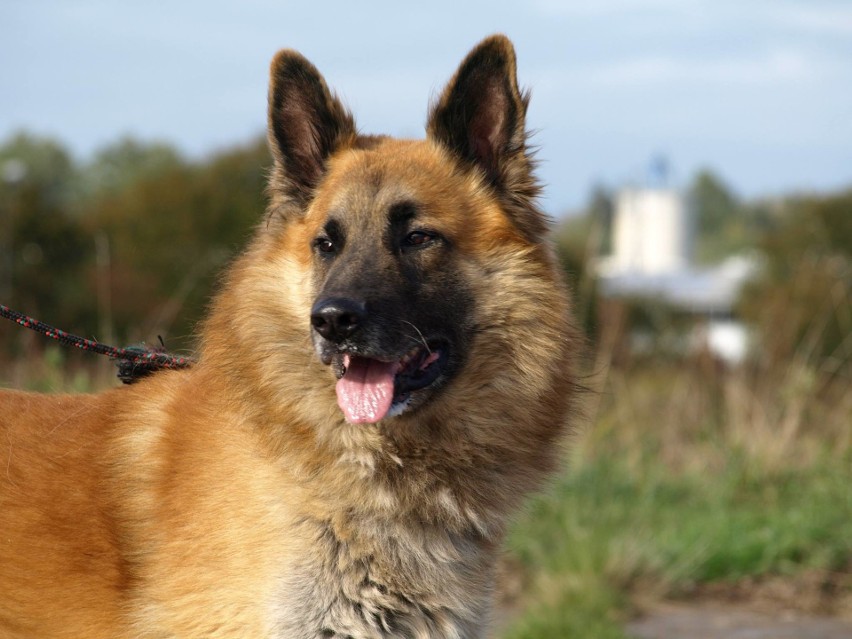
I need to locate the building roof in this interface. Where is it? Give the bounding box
[597,255,756,314]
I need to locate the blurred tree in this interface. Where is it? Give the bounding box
[0,129,276,359]
[81,136,183,198]
[690,170,738,236]
[86,136,271,348]
[738,189,851,371]
[553,190,609,344]
[689,169,776,264]
[0,132,92,343]
[0,131,76,206]
[587,185,614,256]
[689,169,744,264]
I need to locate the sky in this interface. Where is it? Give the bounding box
[2,0,851,215]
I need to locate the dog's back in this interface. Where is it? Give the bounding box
[1,370,315,638]
[0,389,128,637]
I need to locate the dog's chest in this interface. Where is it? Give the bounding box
[270,519,489,639]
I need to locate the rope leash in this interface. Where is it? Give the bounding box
[0,304,193,384]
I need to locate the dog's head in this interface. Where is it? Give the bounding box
[257,35,558,426]
[208,35,573,444]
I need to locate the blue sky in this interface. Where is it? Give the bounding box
[2,0,851,214]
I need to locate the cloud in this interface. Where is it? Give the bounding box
[531,0,701,17]
[774,4,852,37]
[603,50,813,85]
[532,48,830,91]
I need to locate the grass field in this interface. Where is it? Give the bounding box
[499,355,851,638]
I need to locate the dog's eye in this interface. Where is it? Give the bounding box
[314,237,336,255]
[403,231,436,248]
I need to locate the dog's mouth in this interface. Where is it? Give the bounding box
[331,342,448,424]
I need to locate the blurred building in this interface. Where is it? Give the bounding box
[603,188,691,276]
[594,184,754,364]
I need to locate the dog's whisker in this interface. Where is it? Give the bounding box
[400,320,431,354]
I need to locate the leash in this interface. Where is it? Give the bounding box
[0,304,194,384]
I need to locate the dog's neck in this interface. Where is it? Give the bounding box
[276,478,498,638]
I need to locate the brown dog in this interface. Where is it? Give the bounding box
[0,35,578,638]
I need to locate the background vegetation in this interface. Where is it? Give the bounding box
[1,131,849,637]
[504,173,851,637]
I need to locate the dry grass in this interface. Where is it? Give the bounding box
[500,322,851,638]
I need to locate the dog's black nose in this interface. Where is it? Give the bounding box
[310,297,367,343]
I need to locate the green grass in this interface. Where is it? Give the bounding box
[499,363,851,638]
[501,456,851,638]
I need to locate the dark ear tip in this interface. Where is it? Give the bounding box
[468,34,517,67]
[476,34,515,53]
[270,48,299,73]
[269,49,322,89]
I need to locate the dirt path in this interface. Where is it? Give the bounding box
[495,566,852,638]
[627,602,852,639]
[625,570,852,639]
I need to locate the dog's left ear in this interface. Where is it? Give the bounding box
[267,50,356,213]
[427,35,546,240]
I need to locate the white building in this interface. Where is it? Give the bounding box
[595,186,754,364]
[604,188,691,276]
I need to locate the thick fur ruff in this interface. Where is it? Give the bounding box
[0,35,579,638]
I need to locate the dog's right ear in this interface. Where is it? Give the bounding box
[267,50,356,210]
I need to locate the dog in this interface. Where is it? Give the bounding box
[0,35,579,638]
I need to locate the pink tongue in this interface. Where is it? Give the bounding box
[335,355,397,424]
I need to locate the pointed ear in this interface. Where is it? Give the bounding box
[267,50,356,208]
[427,35,546,239]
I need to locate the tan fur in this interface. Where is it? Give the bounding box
[0,36,579,638]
